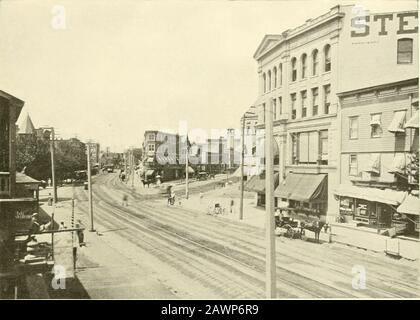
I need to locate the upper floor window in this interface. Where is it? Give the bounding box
[148,133,155,141]
[320,130,328,165]
[370,113,382,138]
[268,70,272,91]
[279,63,283,86]
[349,116,358,139]
[148,144,155,152]
[397,38,413,64]
[312,87,319,116]
[312,49,319,75]
[278,97,283,115]
[301,54,307,79]
[262,103,266,123]
[291,93,297,119]
[272,98,277,120]
[273,67,277,88]
[301,91,307,118]
[324,44,331,72]
[263,73,267,93]
[324,84,331,114]
[291,57,297,82]
[349,154,358,176]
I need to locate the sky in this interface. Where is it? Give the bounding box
[0,0,417,152]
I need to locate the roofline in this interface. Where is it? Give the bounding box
[337,78,419,97]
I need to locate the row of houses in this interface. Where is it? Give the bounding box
[140,129,239,182]
[242,4,419,238]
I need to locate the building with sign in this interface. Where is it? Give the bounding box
[248,4,418,222]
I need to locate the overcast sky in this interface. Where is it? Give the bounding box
[0,0,416,152]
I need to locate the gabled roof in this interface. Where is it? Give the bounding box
[16,172,40,184]
[0,90,25,121]
[18,113,36,135]
[253,34,283,59]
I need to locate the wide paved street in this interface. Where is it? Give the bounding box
[71,173,420,299]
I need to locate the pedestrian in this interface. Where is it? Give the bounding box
[229,199,234,213]
[47,193,53,206]
[75,220,85,247]
[122,194,128,206]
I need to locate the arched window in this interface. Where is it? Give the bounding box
[279,63,282,86]
[301,54,307,79]
[263,73,266,93]
[291,57,297,82]
[324,44,331,72]
[312,49,318,75]
[397,38,413,64]
[268,70,272,91]
[273,67,277,88]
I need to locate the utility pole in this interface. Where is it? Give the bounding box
[49,128,57,203]
[185,140,189,199]
[87,143,95,232]
[239,116,245,220]
[265,102,276,298]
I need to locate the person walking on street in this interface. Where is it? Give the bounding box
[122,194,129,207]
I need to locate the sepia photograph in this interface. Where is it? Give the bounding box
[0,0,419,305]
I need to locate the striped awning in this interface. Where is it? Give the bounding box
[145,170,154,176]
[397,194,420,216]
[334,184,407,206]
[156,154,177,165]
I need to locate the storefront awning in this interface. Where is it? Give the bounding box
[187,166,194,174]
[274,173,327,202]
[334,184,407,206]
[244,173,279,193]
[388,153,409,174]
[146,157,154,163]
[388,110,406,133]
[397,194,420,216]
[404,110,419,129]
[145,170,154,176]
[364,153,381,174]
[156,154,177,165]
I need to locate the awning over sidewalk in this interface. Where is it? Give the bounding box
[187,166,194,174]
[397,195,420,216]
[244,173,279,193]
[16,172,40,185]
[156,154,177,165]
[388,153,409,174]
[334,184,407,206]
[363,153,381,174]
[405,110,419,129]
[274,173,327,202]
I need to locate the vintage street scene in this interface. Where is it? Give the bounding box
[0,0,419,300]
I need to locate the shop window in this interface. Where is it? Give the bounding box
[312,87,319,116]
[339,197,354,215]
[370,113,382,138]
[312,49,318,75]
[349,154,358,176]
[301,91,307,118]
[291,57,297,82]
[397,38,413,64]
[324,44,331,72]
[301,53,307,79]
[291,93,297,119]
[349,116,358,139]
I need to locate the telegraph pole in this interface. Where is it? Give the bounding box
[239,116,245,220]
[185,140,189,199]
[265,103,276,298]
[87,143,95,232]
[49,128,57,203]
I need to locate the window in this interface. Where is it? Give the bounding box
[279,63,283,86]
[262,103,266,123]
[263,73,266,93]
[349,154,358,176]
[349,117,358,139]
[324,84,331,114]
[291,57,297,81]
[301,91,307,118]
[296,131,319,164]
[273,67,277,88]
[148,144,155,152]
[291,93,297,119]
[278,97,282,115]
[291,133,298,164]
[324,44,331,72]
[148,133,155,141]
[312,87,319,116]
[272,98,277,120]
[397,38,413,64]
[319,130,328,165]
[370,113,382,138]
[268,70,272,91]
[312,49,319,75]
[301,54,307,79]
